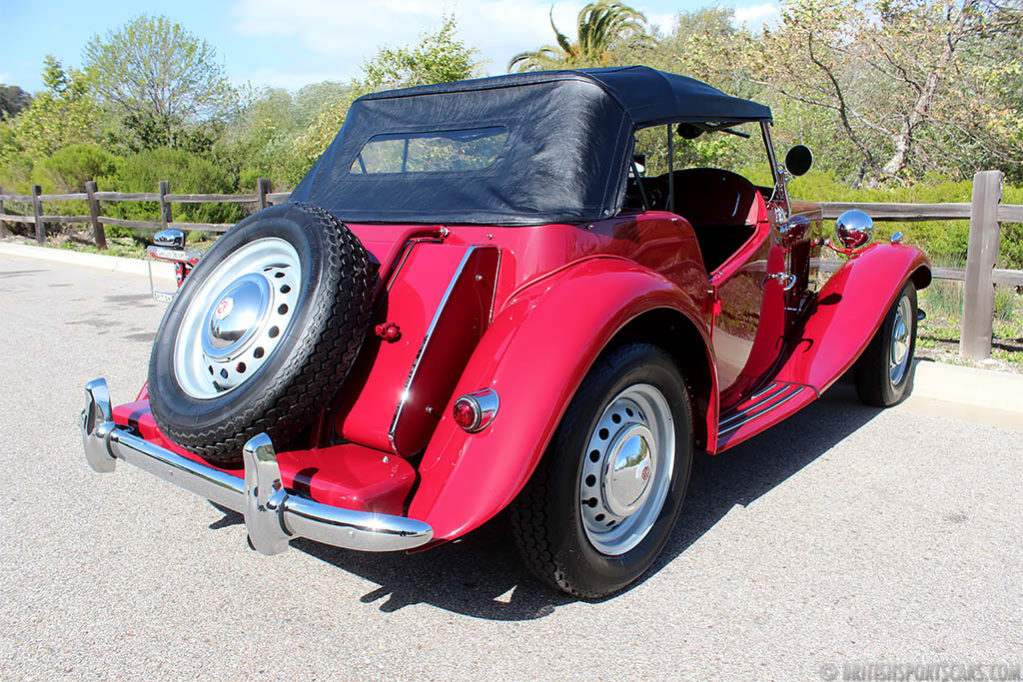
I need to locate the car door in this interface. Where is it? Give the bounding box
[708,189,788,399]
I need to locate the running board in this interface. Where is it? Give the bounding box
[715,380,818,452]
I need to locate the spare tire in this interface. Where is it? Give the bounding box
[148,203,372,465]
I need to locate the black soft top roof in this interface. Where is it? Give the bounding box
[359,66,772,127]
[289,67,772,226]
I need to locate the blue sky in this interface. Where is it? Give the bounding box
[1,0,781,94]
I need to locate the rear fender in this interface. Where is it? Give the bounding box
[776,243,931,392]
[407,256,716,541]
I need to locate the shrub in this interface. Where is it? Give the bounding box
[100,147,243,229]
[36,144,118,192]
[785,170,1023,269]
[0,152,34,192]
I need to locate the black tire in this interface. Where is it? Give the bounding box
[148,203,372,465]
[854,281,918,407]
[510,342,694,598]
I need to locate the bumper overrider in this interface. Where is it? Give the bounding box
[80,378,434,554]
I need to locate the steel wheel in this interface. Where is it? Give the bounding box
[510,342,694,598]
[579,384,675,556]
[173,238,302,399]
[889,295,912,386]
[854,281,918,408]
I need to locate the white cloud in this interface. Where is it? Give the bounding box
[233,68,348,91]
[229,0,681,87]
[231,0,576,79]
[733,2,781,30]
[644,12,677,36]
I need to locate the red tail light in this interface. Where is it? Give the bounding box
[452,389,499,433]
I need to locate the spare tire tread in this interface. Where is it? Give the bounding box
[151,203,373,465]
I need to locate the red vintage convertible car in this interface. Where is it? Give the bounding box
[81,67,930,597]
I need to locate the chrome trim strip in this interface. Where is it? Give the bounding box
[719,388,800,431]
[387,245,481,453]
[748,381,788,403]
[719,383,791,429]
[487,248,501,325]
[719,385,806,435]
[385,237,443,292]
[81,378,434,553]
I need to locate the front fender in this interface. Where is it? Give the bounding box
[777,243,931,392]
[408,256,714,541]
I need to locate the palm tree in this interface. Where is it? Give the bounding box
[508,2,653,72]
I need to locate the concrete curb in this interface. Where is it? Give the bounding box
[0,242,176,281]
[895,360,1023,432]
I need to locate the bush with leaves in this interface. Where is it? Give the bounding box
[101,147,242,229]
[36,144,118,193]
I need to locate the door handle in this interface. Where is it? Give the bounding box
[762,273,797,291]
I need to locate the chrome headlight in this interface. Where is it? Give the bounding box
[835,209,874,251]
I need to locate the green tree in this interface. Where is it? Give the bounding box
[290,17,479,181]
[7,56,100,160]
[361,15,479,88]
[83,15,237,148]
[508,2,653,71]
[0,85,32,119]
[745,0,1023,185]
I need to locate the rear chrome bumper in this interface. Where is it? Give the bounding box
[80,378,434,554]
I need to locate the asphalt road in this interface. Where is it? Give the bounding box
[1,254,1021,680]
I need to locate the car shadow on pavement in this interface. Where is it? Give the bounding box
[206,378,885,620]
[642,380,883,587]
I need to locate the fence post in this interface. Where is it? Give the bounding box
[257,177,272,210]
[85,180,106,250]
[31,184,44,245]
[960,170,1003,360]
[0,186,7,239]
[159,180,172,228]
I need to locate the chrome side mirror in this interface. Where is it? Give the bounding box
[784,145,813,177]
[779,215,811,249]
[835,209,874,250]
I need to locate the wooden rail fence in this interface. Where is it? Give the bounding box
[0,178,288,242]
[0,170,1020,360]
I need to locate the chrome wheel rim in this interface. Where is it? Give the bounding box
[580,383,675,556]
[889,295,912,386]
[173,238,302,399]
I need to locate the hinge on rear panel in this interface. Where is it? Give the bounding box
[703,288,721,316]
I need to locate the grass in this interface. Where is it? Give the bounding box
[916,273,1023,372]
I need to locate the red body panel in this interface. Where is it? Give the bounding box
[407,256,715,540]
[776,244,931,392]
[333,217,709,458]
[712,243,930,451]
[710,193,781,397]
[111,402,415,516]
[335,242,496,455]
